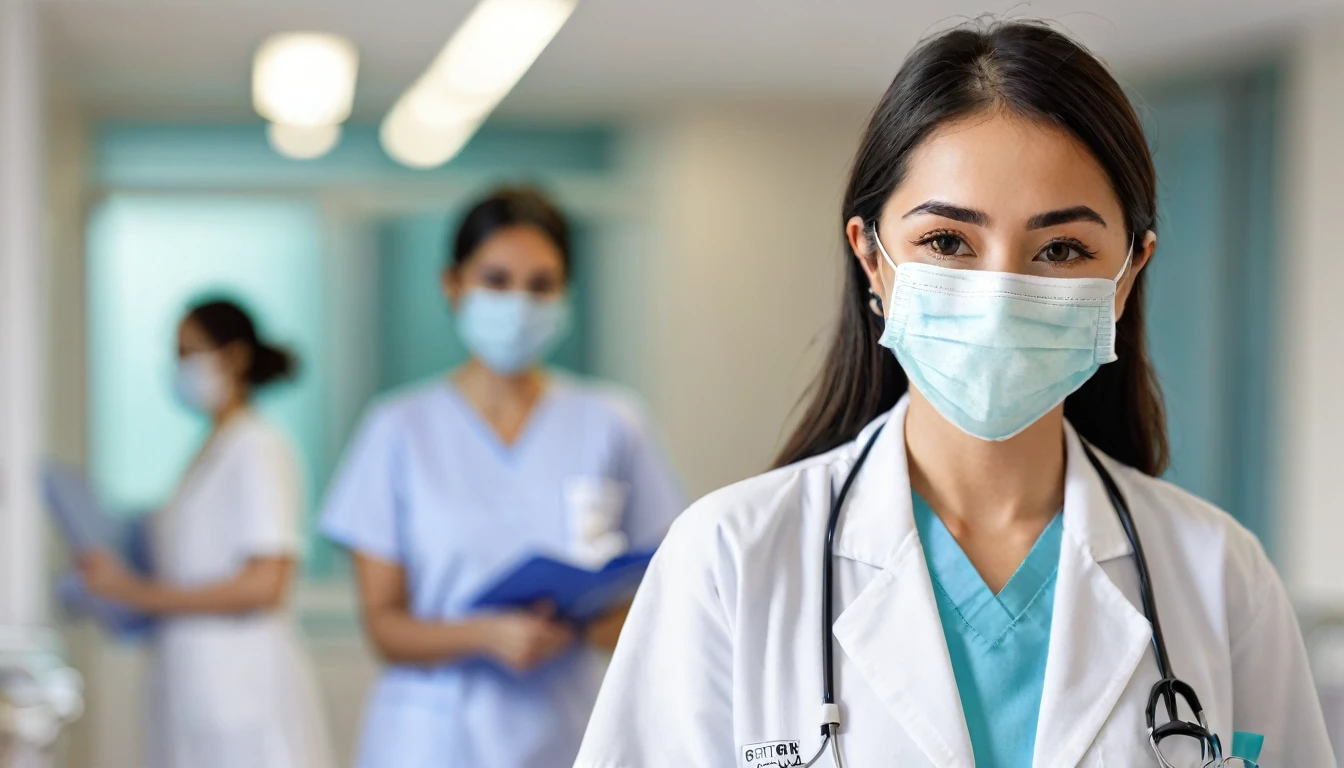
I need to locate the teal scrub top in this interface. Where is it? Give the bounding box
[912,493,1063,768]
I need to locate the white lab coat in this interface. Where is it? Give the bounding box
[149,412,332,768]
[575,397,1335,767]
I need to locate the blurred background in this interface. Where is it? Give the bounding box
[2,0,1344,765]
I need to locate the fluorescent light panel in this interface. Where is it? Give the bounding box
[434,0,578,98]
[381,0,577,169]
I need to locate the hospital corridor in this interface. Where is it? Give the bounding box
[2,0,1344,766]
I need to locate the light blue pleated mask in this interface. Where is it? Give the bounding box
[874,231,1132,441]
[455,289,571,375]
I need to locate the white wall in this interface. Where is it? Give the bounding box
[600,104,869,498]
[0,0,47,628]
[44,74,97,768]
[1277,20,1344,748]
[1280,14,1344,609]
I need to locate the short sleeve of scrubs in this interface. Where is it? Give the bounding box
[233,422,303,557]
[320,405,404,563]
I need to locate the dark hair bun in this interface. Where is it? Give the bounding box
[185,297,300,392]
[249,343,297,386]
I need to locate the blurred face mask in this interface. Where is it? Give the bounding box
[172,352,231,414]
[456,289,571,375]
[873,228,1132,441]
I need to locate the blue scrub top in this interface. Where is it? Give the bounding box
[321,375,685,768]
[912,493,1062,768]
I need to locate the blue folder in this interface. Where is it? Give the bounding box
[41,462,120,553]
[470,549,656,624]
[41,461,155,639]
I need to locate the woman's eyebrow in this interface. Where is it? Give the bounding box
[901,201,1108,230]
[903,200,989,226]
[1026,206,1107,229]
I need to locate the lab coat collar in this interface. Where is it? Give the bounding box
[829,399,1149,768]
[829,398,911,570]
[1033,427,1151,766]
[1031,520,1152,767]
[831,398,975,767]
[1061,424,1134,564]
[830,401,1134,569]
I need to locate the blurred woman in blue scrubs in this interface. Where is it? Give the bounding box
[320,187,685,768]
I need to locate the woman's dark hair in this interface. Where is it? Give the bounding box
[186,298,297,388]
[450,186,571,276]
[776,20,1169,476]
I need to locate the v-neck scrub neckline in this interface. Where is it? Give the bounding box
[912,492,1063,768]
[439,378,558,467]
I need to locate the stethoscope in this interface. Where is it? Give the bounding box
[803,423,1227,768]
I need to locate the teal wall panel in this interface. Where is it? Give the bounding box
[86,195,326,551]
[1137,66,1281,552]
[92,123,616,189]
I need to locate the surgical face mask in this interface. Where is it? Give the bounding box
[173,352,231,414]
[456,289,571,375]
[873,229,1132,441]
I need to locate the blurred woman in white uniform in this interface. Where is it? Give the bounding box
[83,299,331,768]
[576,22,1334,768]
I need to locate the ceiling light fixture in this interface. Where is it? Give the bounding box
[267,122,343,160]
[380,0,576,169]
[253,32,359,128]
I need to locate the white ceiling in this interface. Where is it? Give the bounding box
[39,0,1342,120]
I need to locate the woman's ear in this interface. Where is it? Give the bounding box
[1133,230,1156,276]
[847,216,888,319]
[846,216,880,282]
[441,267,462,305]
[220,340,252,384]
[1115,230,1156,321]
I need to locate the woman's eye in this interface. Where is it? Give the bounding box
[480,271,512,290]
[528,278,559,296]
[927,234,967,256]
[1037,241,1090,264]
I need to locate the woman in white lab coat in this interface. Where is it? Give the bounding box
[576,21,1335,768]
[82,299,331,768]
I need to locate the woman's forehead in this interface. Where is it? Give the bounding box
[467,226,564,271]
[884,111,1124,230]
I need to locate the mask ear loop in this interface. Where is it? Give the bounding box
[865,222,899,319]
[1107,235,1139,343]
[1115,235,1136,285]
[868,221,899,272]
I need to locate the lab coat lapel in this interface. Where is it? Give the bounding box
[830,399,976,768]
[1032,427,1152,768]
